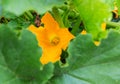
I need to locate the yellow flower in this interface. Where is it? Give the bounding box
[101,22,106,31]
[94,41,100,46]
[28,12,74,65]
[81,29,87,35]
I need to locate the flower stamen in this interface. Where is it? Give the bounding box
[51,36,60,46]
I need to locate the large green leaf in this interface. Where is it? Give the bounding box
[1,0,65,15]
[48,30,120,84]
[73,0,112,40]
[0,25,54,84]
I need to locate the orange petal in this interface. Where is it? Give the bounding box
[41,12,59,31]
[58,28,75,50]
[112,4,118,18]
[28,25,41,35]
[112,10,119,18]
[28,24,50,48]
[40,46,62,65]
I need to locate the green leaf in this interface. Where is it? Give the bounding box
[2,0,65,15]
[73,0,112,40]
[102,0,114,9]
[49,30,120,84]
[116,0,120,14]
[0,25,54,84]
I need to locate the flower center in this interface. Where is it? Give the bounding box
[51,36,60,46]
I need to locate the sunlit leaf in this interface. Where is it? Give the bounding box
[73,0,112,40]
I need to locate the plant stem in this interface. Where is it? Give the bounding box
[106,22,120,28]
[52,6,65,28]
